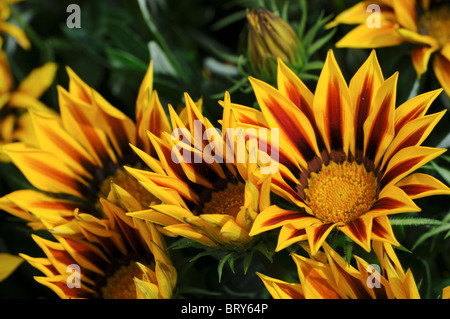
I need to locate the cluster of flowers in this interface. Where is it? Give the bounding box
[0,0,449,299]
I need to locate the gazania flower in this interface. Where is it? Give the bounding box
[19,184,176,299]
[0,61,170,229]
[0,0,30,49]
[258,241,421,299]
[0,48,57,160]
[126,92,272,248]
[326,0,450,97]
[247,7,299,75]
[231,49,450,255]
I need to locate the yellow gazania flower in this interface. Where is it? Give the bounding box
[0,0,30,50]
[20,184,176,299]
[258,241,421,299]
[231,49,450,255]
[0,61,170,230]
[0,48,57,160]
[126,92,272,248]
[326,0,450,97]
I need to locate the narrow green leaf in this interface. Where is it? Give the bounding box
[412,223,450,250]
[243,250,254,275]
[218,252,233,283]
[430,161,450,184]
[389,217,445,227]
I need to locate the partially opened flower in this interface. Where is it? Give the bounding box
[231,49,449,255]
[326,0,450,97]
[247,7,299,76]
[0,48,57,160]
[126,92,272,248]
[20,184,176,299]
[0,0,30,49]
[258,241,421,299]
[0,61,170,229]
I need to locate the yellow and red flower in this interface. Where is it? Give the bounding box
[327,0,450,97]
[126,92,272,248]
[230,49,449,255]
[0,61,169,229]
[258,241,421,299]
[0,48,57,160]
[20,184,176,299]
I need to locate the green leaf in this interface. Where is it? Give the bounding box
[106,48,148,71]
[148,41,177,77]
[243,250,254,275]
[430,161,450,184]
[412,223,450,250]
[389,217,445,227]
[218,252,233,283]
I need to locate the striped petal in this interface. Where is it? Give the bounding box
[338,214,373,252]
[313,50,353,158]
[363,72,397,168]
[276,225,307,251]
[349,50,384,161]
[394,89,442,134]
[381,110,446,169]
[249,76,320,170]
[249,205,316,236]
[369,184,421,216]
[29,110,97,179]
[305,222,337,256]
[370,215,400,246]
[380,146,446,189]
[2,143,87,196]
[396,173,450,199]
[257,272,305,299]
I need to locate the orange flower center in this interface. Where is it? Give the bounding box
[101,261,144,299]
[305,161,377,224]
[97,167,158,211]
[203,182,245,217]
[419,6,450,47]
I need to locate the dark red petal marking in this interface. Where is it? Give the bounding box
[345,218,367,244]
[398,184,435,197]
[286,82,327,153]
[371,218,389,238]
[354,76,374,163]
[365,92,393,163]
[24,156,87,194]
[381,125,428,171]
[326,79,344,152]
[267,96,317,163]
[371,196,405,211]
[380,155,426,189]
[395,100,428,134]
[313,223,333,244]
[261,210,311,228]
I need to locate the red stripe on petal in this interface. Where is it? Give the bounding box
[371,196,405,211]
[266,96,318,162]
[365,92,393,161]
[327,80,344,151]
[398,184,435,197]
[354,76,374,162]
[372,217,389,238]
[262,211,310,228]
[345,218,368,244]
[380,155,426,189]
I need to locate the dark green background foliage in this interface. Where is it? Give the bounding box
[0,0,449,299]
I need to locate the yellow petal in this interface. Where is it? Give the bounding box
[0,253,23,282]
[17,62,58,98]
